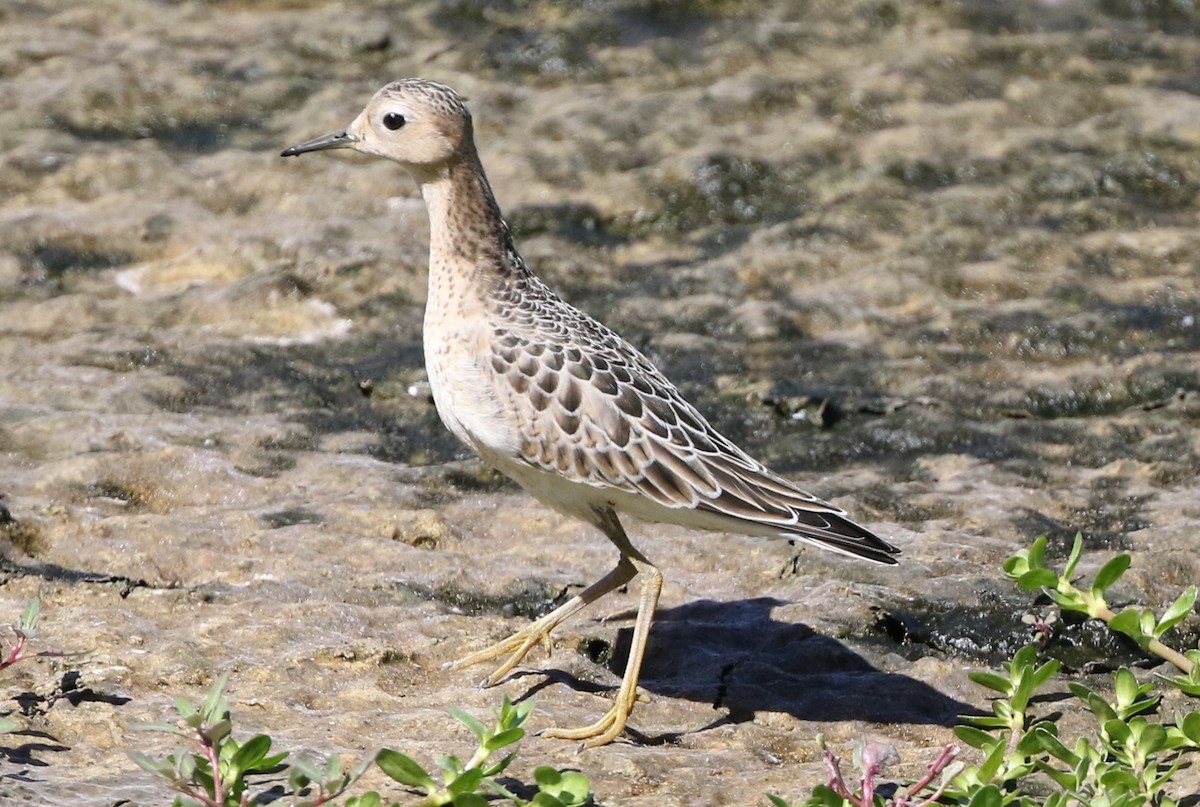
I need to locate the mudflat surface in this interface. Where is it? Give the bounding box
[1,1,1199,804]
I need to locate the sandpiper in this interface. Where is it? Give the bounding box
[283,79,899,747]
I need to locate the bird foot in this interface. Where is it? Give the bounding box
[444,622,555,685]
[541,701,631,748]
[540,683,649,748]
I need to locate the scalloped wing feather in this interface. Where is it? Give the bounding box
[486,298,899,565]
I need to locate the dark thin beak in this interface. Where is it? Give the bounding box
[280,130,357,157]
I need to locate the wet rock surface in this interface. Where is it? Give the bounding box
[1,0,1199,803]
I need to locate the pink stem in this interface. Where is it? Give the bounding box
[915,776,953,807]
[0,633,27,669]
[825,749,862,806]
[861,761,877,807]
[201,731,225,806]
[905,745,958,797]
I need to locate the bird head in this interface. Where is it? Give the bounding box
[281,79,473,174]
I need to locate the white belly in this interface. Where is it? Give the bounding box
[423,326,520,461]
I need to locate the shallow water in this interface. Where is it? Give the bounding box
[1,0,1199,804]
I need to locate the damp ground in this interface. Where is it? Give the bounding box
[1,0,1199,804]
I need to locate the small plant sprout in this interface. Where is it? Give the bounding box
[1004,534,1196,677]
[1,598,68,734]
[767,739,961,807]
[129,672,298,807]
[375,696,591,807]
[773,535,1199,807]
[955,536,1200,806]
[131,681,591,807]
[1019,610,1057,646]
[1,598,57,671]
[288,752,378,807]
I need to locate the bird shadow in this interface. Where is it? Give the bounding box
[0,730,70,772]
[516,596,982,737]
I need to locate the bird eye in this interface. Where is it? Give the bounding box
[382,112,406,131]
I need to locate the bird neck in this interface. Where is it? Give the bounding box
[417,151,529,296]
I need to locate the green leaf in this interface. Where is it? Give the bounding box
[437,754,463,777]
[1015,730,1044,756]
[1067,681,1099,701]
[1140,609,1157,636]
[968,671,1013,694]
[1157,586,1197,636]
[483,726,525,753]
[1010,664,1041,713]
[1009,644,1037,672]
[533,766,591,805]
[1018,569,1059,590]
[541,769,590,806]
[1045,588,1086,611]
[289,752,323,783]
[1002,554,1028,580]
[448,708,489,742]
[1092,555,1131,596]
[1099,766,1139,790]
[1063,533,1084,580]
[173,696,198,719]
[179,752,200,783]
[1136,723,1167,756]
[1030,658,1062,690]
[798,786,849,807]
[954,725,996,749]
[482,750,518,777]
[484,778,522,802]
[229,733,274,774]
[1036,758,1080,792]
[375,749,435,791]
[128,750,171,775]
[204,718,232,746]
[1069,683,1117,722]
[18,598,41,632]
[323,752,345,783]
[496,696,532,730]
[1033,726,1078,765]
[347,793,382,807]
[1108,609,1145,640]
[447,767,484,796]
[966,784,1003,807]
[529,794,567,807]
[288,769,312,792]
[1180,710,1200,744]
[1104,718,1132,744]
[201,673,230,721]
[1027,536,1047,570]
[977,736,1007,782]
[535,766,565,788]
[1114,668,1138,709]
[1157,672,1200,697]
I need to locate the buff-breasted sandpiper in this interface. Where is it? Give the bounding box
[282,78,899,747]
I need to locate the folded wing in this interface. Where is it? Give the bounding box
[486,302,901,566]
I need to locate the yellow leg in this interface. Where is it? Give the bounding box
[447,507,661,748]
[542,556,662,747]
[445,557,638,685]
